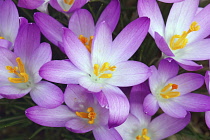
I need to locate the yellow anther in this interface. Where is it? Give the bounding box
[5,57,29,83]
[93,62,116,79]
[0,36,4,39]
[160,83,180,99]
[78,35,93,52]
[75,107,97,124]
[170,21,200,50]
[64,0,74,5]
[136,128,150,140]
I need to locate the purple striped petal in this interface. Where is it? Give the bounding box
[96,0,120,32]
[18,0,44,9]
[34,12,64,47]
[165,0,199,42]
[0,39,12,49]
[159,101,187,118]
[108,61,151,87]
[93,126,122,140]
[67,0,88,13]
[205,111,210,129]
[175,59,203,71]
[25,105,74,127]
[166,73,204,95]
[30,81,64,108]
[205,71,210,93]
[111,17,150,63]
[68,9,95,37]
[102,85,129,128]
[40,60,85,84]
[63,28,91,73]
[143,94,159,116]
[0,86,30,99]
[174,93,210,112]
[138,0,164,37]
[154,32,174,57]
[150,112,191,140]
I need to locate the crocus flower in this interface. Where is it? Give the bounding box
[138,0,210,71]
[26,84,122,140]
[204,70,210,129]
[143,59,210,118]
[0,22,63,108]
[0,0,19,49]
[40,17,151,127]
[18,0,89,14]
[34,0,120,52]
[116,82,191,140]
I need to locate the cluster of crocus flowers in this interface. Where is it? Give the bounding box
[1,0,210,139]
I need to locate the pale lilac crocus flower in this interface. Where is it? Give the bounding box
[18,0,88,14]
[138,0,210,71]
[116,82,191,140]
[34,0,120,53]
[40,17,151,127]
[26,84,122,140]
[0,0,19,49]
[0,22,63,108]
[143,59,210,118]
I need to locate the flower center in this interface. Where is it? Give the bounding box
[63,0,74,5]
[93,62,116,78]
[5,57,29,83]
[169,21,200,50]
[136,128,150,140]
[160,83,180,99]
[78,35,94,52]
[75,107,97,124]
[0,36,4,39]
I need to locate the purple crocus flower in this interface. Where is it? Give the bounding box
[138,0,210,71]
[39,17,151,127]
[34,0,120,52]
[18,0,89,14]
[0,0,19,49]
[26,84,122,140]
[143,59,210,118]
[116,82,191,140]
[0,22,63,108]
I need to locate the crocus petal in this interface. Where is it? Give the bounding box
[34,12,64,48]
[66,118,95,133]
[0,39,12,49]
[137,0,164,37]
[111,17,150,63]
[25,105,75,127]
[149,66,160,94]
[108,61,151,87]
[18,0,44,9]
[205,71,210,93]
[154,32,174,57]
[150,112,191,140]
[27,42,52,83]
[93,126,122,140]
[30,81,64,108]
[91,21,112,65]
[64,84,95,111]
[102,85,129,128]
[63,28,91,73]
[0,0,19,43]
[67,0,88,13]
[68,9,95,37]
[165,0,199,43]
[37,0,49,13]
[166,73,204,95]
[189,4,210,42]
[19,17,28,27]
[0,95,3,99]
[143,94,159,116]
[177,39,210,60]
[0,86,30,99]
[14,23,40,61]
[175,59,203,71]
[205,111,210,129]
[159,101,187,118]
[130,82,151,124]
[96,0,120,32]
[40,60,85,84]
[174,93,210,112]
[158,0,184,3]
